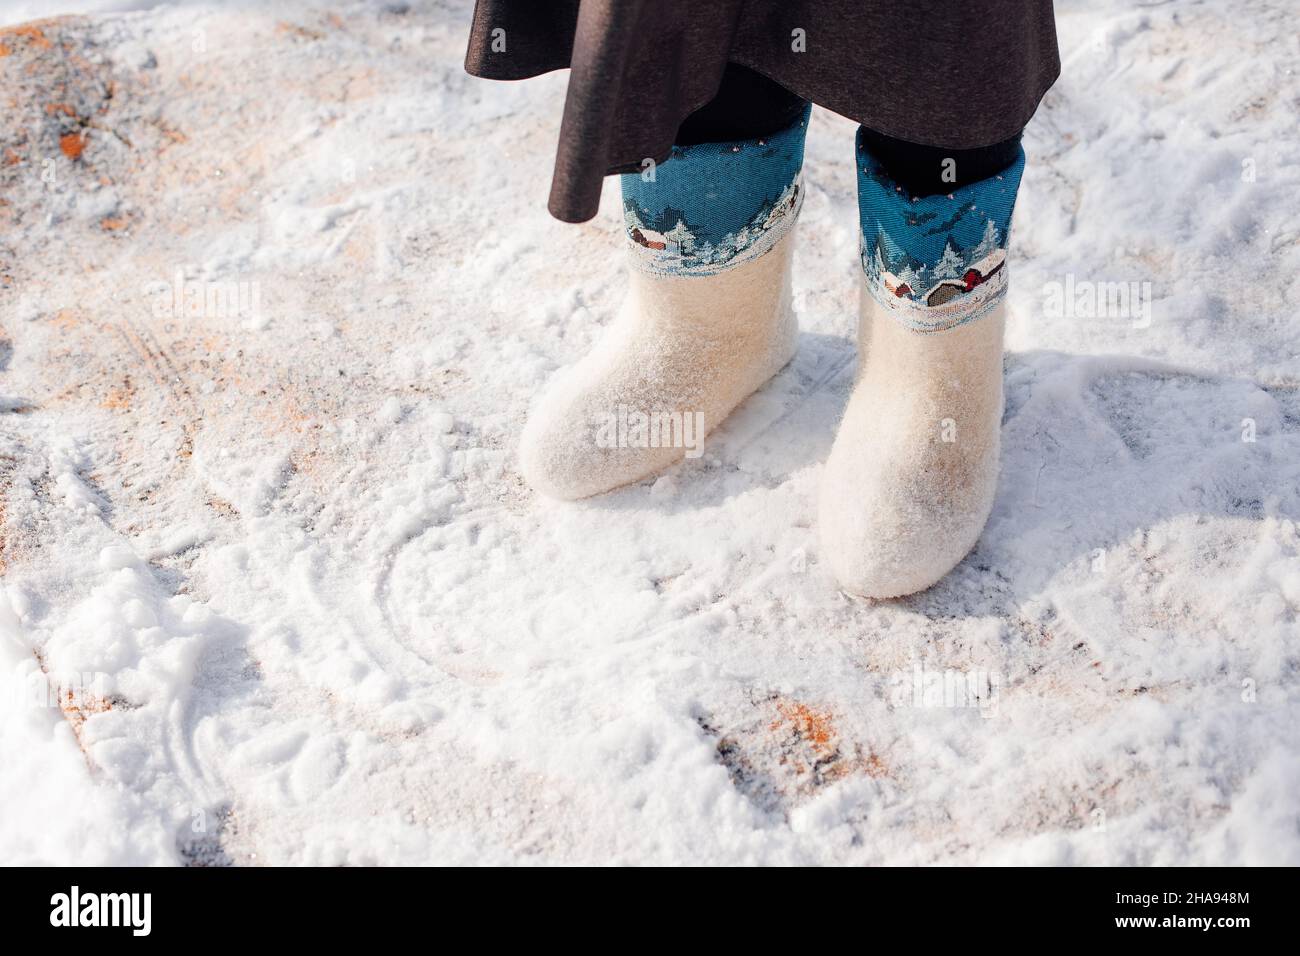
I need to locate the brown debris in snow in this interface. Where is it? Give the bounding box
[0,23,54,51]
[59,129,84,159]
[700,692,892,817]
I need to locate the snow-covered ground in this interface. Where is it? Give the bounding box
[1,0,1297,865]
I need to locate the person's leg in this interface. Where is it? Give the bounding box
[820,129,1026,597]
[521,69,810,499]
[674,64,808,147]
[854,127,1023,198]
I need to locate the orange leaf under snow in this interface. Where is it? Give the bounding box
[59,131,84,159]
[0,24,52,49]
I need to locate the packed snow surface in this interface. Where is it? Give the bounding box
[0,0,1297,864]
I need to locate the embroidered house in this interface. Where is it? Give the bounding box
[924,249,1006,306]
[629,226,667,250]
[861,226,1011,332]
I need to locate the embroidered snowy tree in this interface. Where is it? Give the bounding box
[624,201,647,232]
[665,219,695,254]
[871,243,888,281]
[970,219,1000,262]
[867,227,889,279]
[932,239,965,281]
[896,263,921,290]
[730,224,753,254]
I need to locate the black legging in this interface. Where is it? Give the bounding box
[676,64,1021,198]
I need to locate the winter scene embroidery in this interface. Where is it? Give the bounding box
[623,175,801,276]
[862,218,1009,332]
[857,139,1026,332]
[620,105,811,277]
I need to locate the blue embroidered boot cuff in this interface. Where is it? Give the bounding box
[857,130,1026,332]
[620,103,812,277]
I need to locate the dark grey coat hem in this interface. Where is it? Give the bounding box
[465,0,1061,224]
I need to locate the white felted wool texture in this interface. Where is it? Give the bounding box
[820,287,1006,598]
[520,226,799,499]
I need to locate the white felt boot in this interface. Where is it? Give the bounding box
[520,227,798,500]
[819,288,1006,598]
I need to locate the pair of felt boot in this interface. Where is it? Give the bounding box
[520,108,1024,598]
